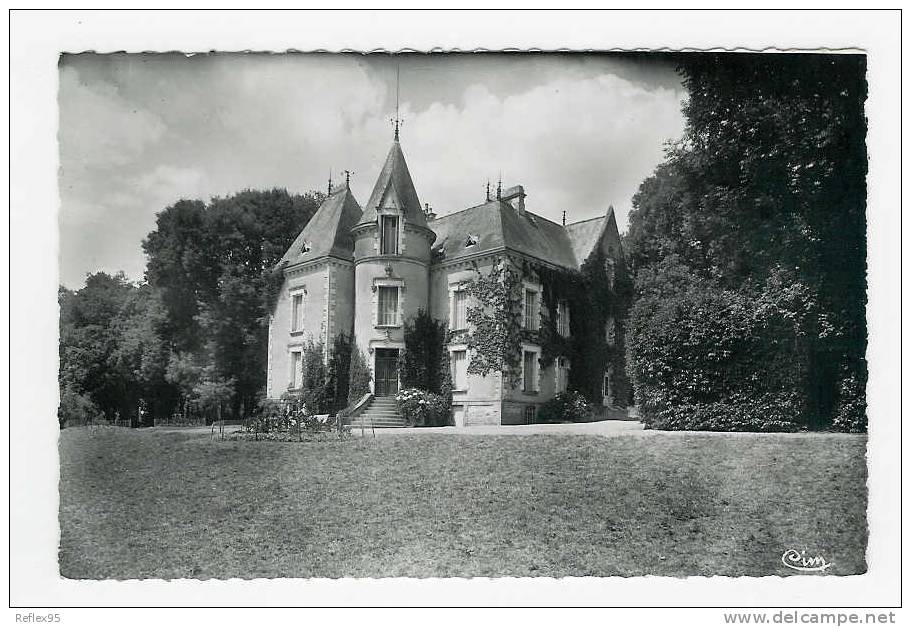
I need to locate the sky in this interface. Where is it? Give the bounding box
[58,52,687,289]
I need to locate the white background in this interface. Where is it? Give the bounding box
[6,7,904,622]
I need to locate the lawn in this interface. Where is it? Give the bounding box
[59,427,867,579]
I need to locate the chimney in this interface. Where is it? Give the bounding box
[500,184,526,216]
[424,202,436,221]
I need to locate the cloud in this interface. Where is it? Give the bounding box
[58,54,685,288]
[404,74,684,227]
[58,66,166,170]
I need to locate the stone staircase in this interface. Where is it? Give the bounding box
[347,396,406,429]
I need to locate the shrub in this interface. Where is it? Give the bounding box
[58,385,102,428]
[246,396,298,435]
[640,391,803,432]
[347,344,371,404]
[832,373,867,433]
[628,264,821,432]
[325,333,352,413]
[395,388,450,427]
[244,393,325,436]
[537,391,596,423]
[298,340,331,414]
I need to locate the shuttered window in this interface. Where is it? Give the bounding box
[291,293,304,333]
[290,351,303,389]
[524,289,538,330]
[452,290,468,330]
[556,357,569,393]
[523,350,538,392]
[377,286,399,326]
[556,300,570,336]
[451,350,467,390]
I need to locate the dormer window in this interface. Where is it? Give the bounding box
[465,233,479,248]
[380,215,399,255]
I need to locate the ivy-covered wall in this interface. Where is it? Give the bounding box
[460,251,633,407]
[537,249,632,406]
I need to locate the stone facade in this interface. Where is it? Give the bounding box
[267,135,628,425]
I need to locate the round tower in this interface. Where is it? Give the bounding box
[351,136,436,397]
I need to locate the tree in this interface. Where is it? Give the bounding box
[325,333,353,413]
[58,272,140,424]
[143,188,323,419]
[400,309,448,395]
[109,285,177,425]
[347,344,372,404]
[626,53,867,430]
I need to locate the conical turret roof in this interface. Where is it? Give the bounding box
[278,183,362,267]
[356,139,428,228]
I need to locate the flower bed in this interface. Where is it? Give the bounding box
[395,388,450,427]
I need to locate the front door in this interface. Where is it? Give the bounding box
[374,349,399,396]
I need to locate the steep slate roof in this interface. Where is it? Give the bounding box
[278,183,363,268]
[564,207,615,265]
[356,140,428,228]
[430,201,580,270]
[429,201,505,263]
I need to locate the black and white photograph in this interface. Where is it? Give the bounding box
[9,9,902,616]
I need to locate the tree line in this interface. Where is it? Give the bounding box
[59,189,323,427]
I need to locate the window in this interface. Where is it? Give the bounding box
[451,350,467,390]
[524,289,538,330]
[452,404,465,427]
[523,350,538,392]
[290,350,303,389]
[605,317,616,346]
[380,215,399,255]
[605,258,616,289]
[556,300,570,336]
[377,286,399,326]
[451,289,468,331]
[524,405,536,424]
[556,357,569,394]
[291,292,304,333]
[603,371,613,401]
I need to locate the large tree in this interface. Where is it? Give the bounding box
[627,53,867,431]
[142,188,323,419]
[59,272,140,424]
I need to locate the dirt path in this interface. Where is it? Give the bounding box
[350,420,647,437]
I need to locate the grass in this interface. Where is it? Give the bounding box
[59,427,867,579]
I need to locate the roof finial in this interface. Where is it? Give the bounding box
[328,169,333,195]
[343,169,352,187]
[393,62,401,141]
[486,180,491,201]
[496,174,502,200]
[562,210,566,226]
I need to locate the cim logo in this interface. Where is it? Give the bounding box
[781,548,833,573]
